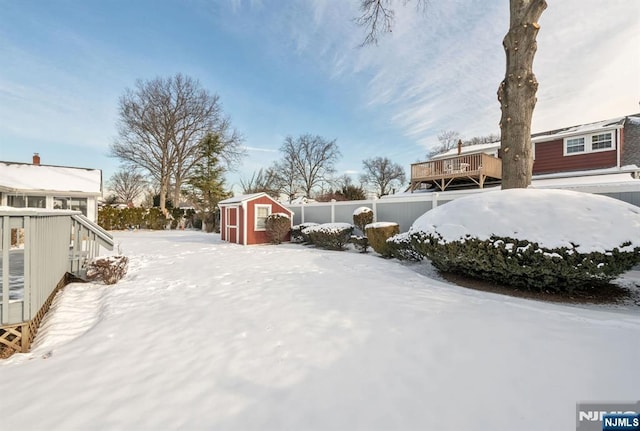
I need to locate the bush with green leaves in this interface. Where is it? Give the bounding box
[395,189,640,292]
[291,222,318,243]
[303,223,353,250]
[350,235,369,253]
[98,206,147,230]
[408,233,639,292]
[352,207,374,233]
[351,207,374,253]
[265,213,291,244]
[386,232,423,261]
[365,222,400,257]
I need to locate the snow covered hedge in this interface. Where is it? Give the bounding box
[303,223,354,250]
[390,189,640,292]
[291,222,318,243]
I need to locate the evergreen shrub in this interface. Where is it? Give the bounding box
[407,232,640,292]
[352,207,374,233]
[265,213,291,244]
[365,222,400,257]
[303,223,353,250]
[386,232,423,261]
[291,222,318,243]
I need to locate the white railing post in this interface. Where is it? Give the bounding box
[1,216,10,324]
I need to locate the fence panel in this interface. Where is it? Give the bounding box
[375,200,432,232]
[302,205,332,224]
[285,189,640,233]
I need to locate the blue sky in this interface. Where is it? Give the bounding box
[1,0,638,194]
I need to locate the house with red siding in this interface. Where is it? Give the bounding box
[428,113,640,179]
[218,193,294,245]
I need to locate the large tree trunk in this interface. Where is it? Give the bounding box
[498,0,547,189]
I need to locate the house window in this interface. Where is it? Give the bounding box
[255,204,271,231]
[565,137,585,154]
[591,133,612,150]
[563,131,614,156]
[54,197,88,216]
[7,195,45,208]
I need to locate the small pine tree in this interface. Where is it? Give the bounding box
[183,133,231,232]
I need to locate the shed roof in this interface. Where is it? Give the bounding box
[0,162,102,195]
[218,193,267,205]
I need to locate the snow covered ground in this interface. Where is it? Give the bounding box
[1,230,639,430]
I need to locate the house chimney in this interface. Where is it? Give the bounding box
[457,140,462,155]
[33,153,41,165]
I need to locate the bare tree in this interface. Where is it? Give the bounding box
[357,0,547,189]
[110,73,244,213]
[271,159,302,203]
[280,134,341,198]
[361,156,406,197]
[240,167,282,198]
[428,131,501,158]
[107,169,147,205]
[465,133,501,147]
[427,130,462,158]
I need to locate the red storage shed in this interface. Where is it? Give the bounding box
[218,193,294,245]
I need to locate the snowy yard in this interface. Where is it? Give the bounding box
[1,230,639,430]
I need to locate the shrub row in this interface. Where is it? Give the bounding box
[388,231,640,292]
[98,207,197,231]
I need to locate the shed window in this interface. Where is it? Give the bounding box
[255,204,271,231]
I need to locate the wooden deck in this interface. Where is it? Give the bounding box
[410,153,502,191]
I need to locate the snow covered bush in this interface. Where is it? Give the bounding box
[350,235,369,253]
[351,207,374,252]
[386,232,423,261]
[86,255,129,285]
[352,207,374,233]
[303,223,354,250]
[291,222,318,243]
[265,213,291,244]
[405,189,640,292]
[365,222,400,257]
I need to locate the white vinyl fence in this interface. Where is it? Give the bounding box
[286,188,640,233]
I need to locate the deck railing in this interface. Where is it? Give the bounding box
[411,153,502,190]
[411,153,502,183]
[1,209,113,327]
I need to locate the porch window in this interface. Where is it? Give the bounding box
[6,195,45,208]
[54,197,88,216]
[255,204,271,231]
